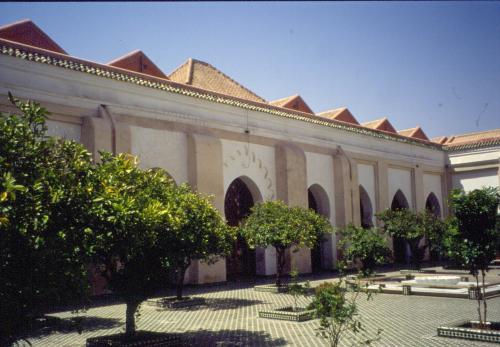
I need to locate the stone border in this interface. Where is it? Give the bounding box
[437,320,500,344]
[259,306,316,322]
[86,331,182,346]
[146,296,206,309]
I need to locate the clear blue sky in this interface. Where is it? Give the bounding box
[1,2,499,138]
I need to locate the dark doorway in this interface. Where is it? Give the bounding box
[391,190,410,264]
[359,185,374,229]
[425,192,441,218]
[225,177,256,279]
[308,184,330,273]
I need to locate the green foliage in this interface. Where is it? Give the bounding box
[309,280,381,347]
[90,153,175,335]
[0,95,95,345]
[240,200,332,286]
[376,209,447,269]
[155,183,235,299]
[339,225,390,277]
[445,187,500,327]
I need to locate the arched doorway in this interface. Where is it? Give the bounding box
[308,184,330,272]
[224,176,261,280]
[425,192,441,218]
[359,185,374,229]
[391,190,410,264]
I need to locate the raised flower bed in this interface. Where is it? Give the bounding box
[259,306,315,322]
[437,321,500,344]
[86,331,182,346]
[147,296,206,309]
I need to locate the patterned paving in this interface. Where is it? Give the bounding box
[23,268,500,347]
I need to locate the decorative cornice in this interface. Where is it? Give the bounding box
[0,40,443,151]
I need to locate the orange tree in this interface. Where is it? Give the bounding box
[155,183,235,300]
[0,95,95,346]
[90,154,176,337]
[240,200,332,287]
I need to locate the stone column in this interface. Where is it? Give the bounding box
[186,132,226,284]
[413,166,425,211]
[81,115,112,162]
[275,142,311,274]
[375,160,393,252]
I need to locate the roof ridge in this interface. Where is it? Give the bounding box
[168,59,191,83]
[447,127,500,139]
[318,107,347,115]
[106,49,142,65]
[190,58,266,102]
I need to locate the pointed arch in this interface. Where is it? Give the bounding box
[359,185,374,228]
[425,192,441,218]
[391,189,409,210]
[308,184,331,273]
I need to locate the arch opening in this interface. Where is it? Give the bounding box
[391,189,410,264]
[224,176,261,279]
[359,185,374,229]
[308,184,330,272]
[425,192,441,218]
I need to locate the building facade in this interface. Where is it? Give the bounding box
[1,20,499,286]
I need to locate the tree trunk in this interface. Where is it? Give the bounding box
[474,273,483,327]
[482,269,488,325]
[276,247,286,287]
[125,300,141,337]
[176,265,187,300]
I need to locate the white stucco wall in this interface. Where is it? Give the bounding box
[357,163,377,225]
[388,167,413,209]
[452,169,499,192]
[221,139,276,202]
[423,173,443,209]
[306,151,336,269]
[130,126,188,184]
[46,119,81,142]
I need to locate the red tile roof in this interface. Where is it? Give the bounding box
[269,94,314,114]
[362,118,397,134]
[168,58,265,103]
[397,127,429,141]
[107,50,167,79]
[317,107,359,125]
[0,19,67,54]
[431,136,448,145]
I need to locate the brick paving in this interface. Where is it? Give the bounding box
[22,268,500,346]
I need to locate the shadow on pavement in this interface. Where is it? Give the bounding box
[181,329,288,346]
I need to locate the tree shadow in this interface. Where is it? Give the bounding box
[180,329,288,346]
[25,315,122,339]
[155,297,264,312]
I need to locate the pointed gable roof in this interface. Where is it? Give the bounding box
[317,107,359,125]
[107,50,167,79]
[362,117,397,133]
[168,58,265,103]
[269,94,314,114]
[0,19,67,54]
[398,127,429,141]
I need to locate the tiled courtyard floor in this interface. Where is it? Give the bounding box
[24,268,500,346]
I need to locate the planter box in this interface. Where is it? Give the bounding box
[86,331,182,347]
[254,284,289,293]
[147,296,206,309]
[259,306,315,322]
[437,320,500,344]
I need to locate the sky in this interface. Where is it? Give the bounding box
[1,2,499,138]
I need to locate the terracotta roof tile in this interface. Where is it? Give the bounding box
[107,50,167,79]
[444,128,500,145]
[269,94,314,114]
[362,117,397,133]
[168,58,265,103]
[317,107,359,125]
[397,127,429,141]
[431,136,448,145]
[0,19,67,54]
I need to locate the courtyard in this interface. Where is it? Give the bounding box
[24,267,500,347]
